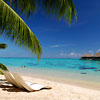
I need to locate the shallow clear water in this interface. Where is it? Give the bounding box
[0,57,100,83]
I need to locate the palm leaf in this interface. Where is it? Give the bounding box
[42,0,77,24]
[0,43,7,49]
[0,63,8,74]
[4,0,77,23]
[0,0,42,59]
[0,63,8,71]
[4,0,40,17]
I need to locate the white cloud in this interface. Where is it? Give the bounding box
[68,52,82,58]
[59,50,82,58]
[88,50,93,53]
[60,52,67,56]
[49,44,67,48]
[69,52,75,56]
[49,43,75,48]
[69,52,77,57]
[88,50,93,55]
[96,49,100,53]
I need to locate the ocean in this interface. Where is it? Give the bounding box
[0,57,100,88]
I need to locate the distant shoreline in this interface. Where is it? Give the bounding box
[0,57,80,59]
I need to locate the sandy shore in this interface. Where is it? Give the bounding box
[0,75,100,100]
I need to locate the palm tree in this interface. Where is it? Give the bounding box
[0,63,8,74]
[0,43,8,74]
[0,0,77,72]
[0,0,42,59]
[0,43,7,49]
[0,0,76,57]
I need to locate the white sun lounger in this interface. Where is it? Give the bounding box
[2,71,24,89]
[2,71,17,85]
[12,73,51,92]
[2,70,51,91]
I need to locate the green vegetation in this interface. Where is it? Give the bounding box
[0,0,77,73]
[0,63,9,74]
[0,43,8,74]
[0,43,7,49]
[0,0,77,59]
[0,0,42,59]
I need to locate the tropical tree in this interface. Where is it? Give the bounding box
[0,0,77,71]
[0,0,42,59]
[0,43,7,49]
[0,0,76,57]
[0,43,8,74]
[0,63,8,74]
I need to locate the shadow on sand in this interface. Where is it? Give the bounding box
[0,79,27,92]
[0,79,51,93]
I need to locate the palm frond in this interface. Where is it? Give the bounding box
[0,43,7,49]
[4,0,40,17]
[0,63,8,71]
[0,70,3,74]
[4,0,77,23]
[0,63,8,74]
[42,0,77,24]
[0,0,42,59]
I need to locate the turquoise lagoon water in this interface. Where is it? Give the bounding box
[0,58,100,84]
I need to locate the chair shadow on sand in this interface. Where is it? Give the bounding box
[0,78,51,93]
[0,71,52,92]
[0,79,27,92]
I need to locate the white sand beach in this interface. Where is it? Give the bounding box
[0,75,100,100]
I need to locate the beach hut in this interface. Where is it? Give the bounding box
[82,54,92,57]
[81,54,92,60]
[93,53,100,57]
[81,53,100,60]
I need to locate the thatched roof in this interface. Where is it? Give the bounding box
[93,53,100,57]
[82,54,92,57]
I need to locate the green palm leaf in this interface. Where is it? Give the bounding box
[0,63,8,71]
[4,0,77,23]
[0,63,8,74]
[42,0,77,23]
[0,0,42,59]
[0,43,7,49]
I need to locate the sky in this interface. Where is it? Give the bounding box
[0,0,100,58]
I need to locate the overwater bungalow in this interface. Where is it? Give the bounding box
[81,53,100,60]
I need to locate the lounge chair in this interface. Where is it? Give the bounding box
[2,70,24,89]
[12,73,52,92]
[2,70,51,92]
